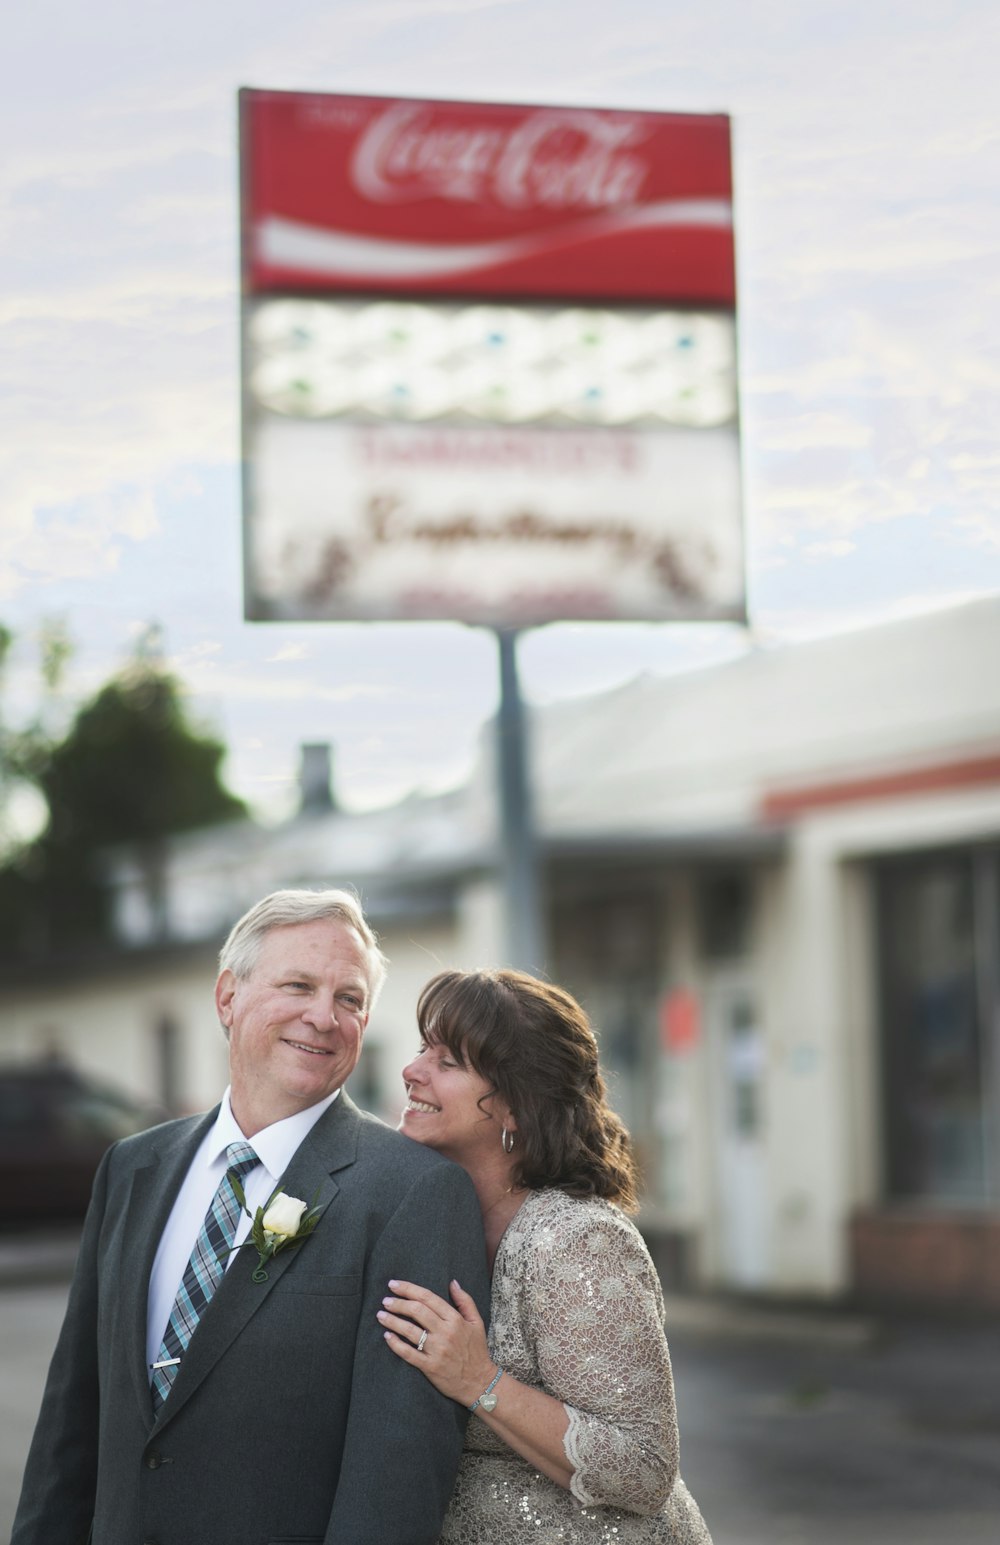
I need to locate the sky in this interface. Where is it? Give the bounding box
[2,0,999,822]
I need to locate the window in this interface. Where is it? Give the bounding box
[877,848,999,1206]
[698,870,752,961]
[551,889,663,1136]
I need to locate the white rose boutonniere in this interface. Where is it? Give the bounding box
[229,1176,326,1282]
[262,1194,308,1237]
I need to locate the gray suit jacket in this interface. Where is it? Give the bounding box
[13,1092,490,1545]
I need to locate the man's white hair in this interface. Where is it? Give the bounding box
[218,888,388,1009]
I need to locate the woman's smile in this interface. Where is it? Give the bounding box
[399,1042,511,1165]
[404,1093,441,1114]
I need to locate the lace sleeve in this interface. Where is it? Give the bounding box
[524,1199,680,1516]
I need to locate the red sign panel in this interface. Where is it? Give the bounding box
[241,90,734,304]
[660,989,701,1054]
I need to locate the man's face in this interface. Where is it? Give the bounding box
[216,917,372,1136]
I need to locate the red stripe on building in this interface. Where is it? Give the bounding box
[760,753,1000,822]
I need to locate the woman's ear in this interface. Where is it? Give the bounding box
[497,1101,517,1135]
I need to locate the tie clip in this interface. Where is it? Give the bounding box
[150,1358,181,1370]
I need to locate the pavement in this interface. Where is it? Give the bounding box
[0,1228,83,1287]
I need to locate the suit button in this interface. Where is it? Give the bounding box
[145,1451,162,1469]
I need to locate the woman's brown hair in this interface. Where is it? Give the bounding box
[415,968,639,1211]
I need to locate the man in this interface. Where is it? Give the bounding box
[13,889,490,1545]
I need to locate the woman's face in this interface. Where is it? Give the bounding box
[399,1040,511,1170]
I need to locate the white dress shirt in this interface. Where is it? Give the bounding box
[145,1087,339,1377]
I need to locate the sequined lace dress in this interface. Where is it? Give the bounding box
[439,1188,712,1544]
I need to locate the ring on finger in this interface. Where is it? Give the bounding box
[417,1329,428,1353]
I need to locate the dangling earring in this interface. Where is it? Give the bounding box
[501,1126,515,1154]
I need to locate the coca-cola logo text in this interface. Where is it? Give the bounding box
[351,103,649,210]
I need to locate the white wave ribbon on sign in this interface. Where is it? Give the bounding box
[255,198,733,282]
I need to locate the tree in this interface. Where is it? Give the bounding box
[0,618,70,857]
[0,631,246,960]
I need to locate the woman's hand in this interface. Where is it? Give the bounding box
[378,1278,496,1408]
[381,1276,574,1491]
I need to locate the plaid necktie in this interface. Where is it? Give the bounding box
[151,1141,259,1410]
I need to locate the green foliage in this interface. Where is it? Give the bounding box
[39,619,72,694]
[41,662,245,849]
[0,619,67,848]
[0,625,247,961]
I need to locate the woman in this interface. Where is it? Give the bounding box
[379,968,712,1543]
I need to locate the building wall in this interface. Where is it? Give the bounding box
[564,777,1000,1304]
[0,953,228,1113]
[775,786,1000,1304]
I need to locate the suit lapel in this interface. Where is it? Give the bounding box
[152,1094,362,1431]
[120,1110,218,1423]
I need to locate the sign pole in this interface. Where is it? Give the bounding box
[495,628,544,972]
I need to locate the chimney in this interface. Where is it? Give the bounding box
[299,743,336,814]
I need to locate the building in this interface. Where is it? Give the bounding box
[2,597,998,1310]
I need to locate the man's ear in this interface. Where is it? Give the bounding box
[215,969,237,1033]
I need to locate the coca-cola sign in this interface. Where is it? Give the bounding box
[351,102,649,210]
[238,89,743,629]
[240,88,734,302]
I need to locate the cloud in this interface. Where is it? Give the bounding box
[952,513,1000,551]
[0,486,160,599]
[949,450,1000,483]
[175,639,224,663]
[755,413,873,452]
[752,475,917,534]
[0,294,237,593]
[267,644,311,662]
[0,271,234,327]
[160,660,395,707]
[802,539,856,558]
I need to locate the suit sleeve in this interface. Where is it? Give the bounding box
[323,1157,490,1545]
[11,1145,112,1545]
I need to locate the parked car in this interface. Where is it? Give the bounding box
[0,1062,166,1226]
